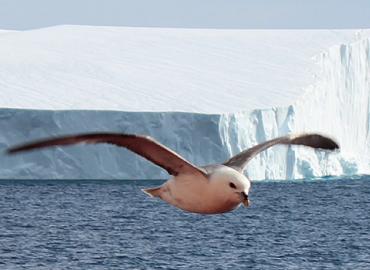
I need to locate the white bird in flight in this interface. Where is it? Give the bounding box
[8,133,339,214]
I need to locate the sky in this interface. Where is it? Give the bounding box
[0,0,370,30]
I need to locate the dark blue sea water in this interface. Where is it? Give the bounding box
[0,176,369,269]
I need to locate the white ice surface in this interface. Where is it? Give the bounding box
[0,26,369,180]
[0,30,17,35]
[0,26,367,113]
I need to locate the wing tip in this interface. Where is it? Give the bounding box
[6,146,22,155]
[315,134,340,151]
[328,140,340,151]
[6,143,42,155]
[291,133,340,151]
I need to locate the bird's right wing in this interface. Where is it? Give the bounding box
[223,133,339,172]
[7,133,207,177]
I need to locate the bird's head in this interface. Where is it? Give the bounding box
[209,166,251,208]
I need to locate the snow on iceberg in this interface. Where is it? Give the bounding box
[0,26,369,180]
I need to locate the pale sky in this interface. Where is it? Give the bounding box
[0,0,369,30]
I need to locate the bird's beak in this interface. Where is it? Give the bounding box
[241,192,250,207]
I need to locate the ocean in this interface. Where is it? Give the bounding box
[0,176,369,269]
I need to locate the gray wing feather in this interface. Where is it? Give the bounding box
[223,134,339,172]
[7,133,207,177]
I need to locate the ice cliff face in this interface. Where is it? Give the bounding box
[221,36,370,180]
[290,37,370,178]
[0,110,229,179]
[0,27,369,180]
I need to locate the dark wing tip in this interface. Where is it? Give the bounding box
[313,135,340,151]
[6,135,81,155]
[291,134,340,151]
[321,140,339,151]
[7,144,36,154]
[7,146,23,154]
[327,139,340,150]
[7,148,16,154]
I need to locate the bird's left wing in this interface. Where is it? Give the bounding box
[223,133,339,172]
[7,133,207,177]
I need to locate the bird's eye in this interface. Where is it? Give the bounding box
[229,182,237,189]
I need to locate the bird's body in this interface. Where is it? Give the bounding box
[7,132,339,214]
[144,165,251,214]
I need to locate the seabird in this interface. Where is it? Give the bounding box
[8,133,339,214]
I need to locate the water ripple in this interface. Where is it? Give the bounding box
[0,177,369,269]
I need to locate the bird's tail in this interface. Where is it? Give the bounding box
[141,186,162,197]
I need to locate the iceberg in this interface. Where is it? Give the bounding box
[0,26,369,180]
